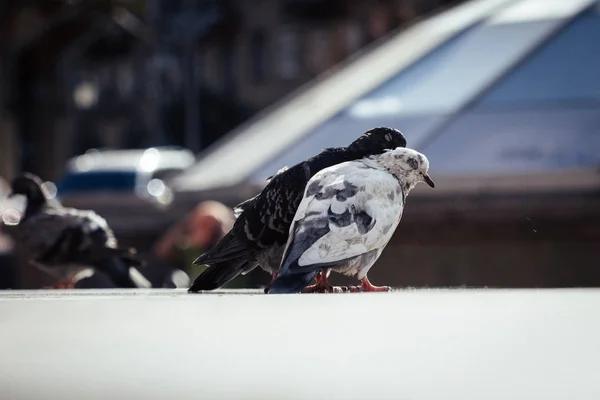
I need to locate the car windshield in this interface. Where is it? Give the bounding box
[248,5,572,181]
[420,3,600,174]
[56,171,139,195]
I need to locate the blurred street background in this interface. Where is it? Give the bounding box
[0,0,599,290]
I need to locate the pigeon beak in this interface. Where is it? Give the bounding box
[423,173,435,188]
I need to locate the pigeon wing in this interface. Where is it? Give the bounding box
[231,147,354,251]
[198,147,352,264]
[232,166,291,218]
[231,163,312,250]
[279,161,404,275]
[19,207,116,259]
[232,196,256,219]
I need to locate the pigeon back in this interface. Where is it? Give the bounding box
[15,207,116,261]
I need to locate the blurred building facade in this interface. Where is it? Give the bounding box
[0,0,459,181]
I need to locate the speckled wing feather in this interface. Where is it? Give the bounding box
[233,166,290,218]
[194,168,308,267]
[278,160,404,276]
[232,196,256,219]
[230,148,360,250]
[237,164,311,249]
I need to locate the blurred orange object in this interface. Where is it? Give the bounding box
[153,201,235,277]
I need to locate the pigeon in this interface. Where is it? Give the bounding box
[266,147,435,294]
[188,127,408,292]
[5,173,151,289]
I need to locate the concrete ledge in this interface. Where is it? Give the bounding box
[2,288,600,399]
[0,288,264,299]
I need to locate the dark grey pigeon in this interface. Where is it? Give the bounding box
[5,173,151,289]
[267,147,435,294]
[188,127,408,292]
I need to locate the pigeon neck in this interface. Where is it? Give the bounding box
[370,151,418,199]
[345,145,374,160]
[400,180,416,202]
[306,147,356,175]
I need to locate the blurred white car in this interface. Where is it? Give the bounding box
[57,146,195,205]
[55,146,196,235]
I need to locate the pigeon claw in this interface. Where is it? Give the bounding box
[302,284,347,293]
[349,276,392,293]
[332,286,349,293]
[301,271,347,293]
[53,278,76,289]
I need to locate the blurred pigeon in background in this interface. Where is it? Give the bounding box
[161,268,191,288]
[267,147,435,294]
[5,173,151,289]
[188,127,408,292]
[62,268,117,289]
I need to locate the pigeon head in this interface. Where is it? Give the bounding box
[11,173,45,198]
[347,127,407,155]
[377,147,435,191]
[10,173,48,216]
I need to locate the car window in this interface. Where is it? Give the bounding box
[151,168,183,182]
[57,171,139,195]
[421,107,600,174]
[251,3,598,181]
[476,3,600,108]
[420,3,600,175]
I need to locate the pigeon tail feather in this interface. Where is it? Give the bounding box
[111,247,146,268]
[188,259,250,292]
[99,256,149,288]
[192,233,251,265]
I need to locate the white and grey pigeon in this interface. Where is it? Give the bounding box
[266,147,434,294]
[188,127,408,292]
[4,173,151,289]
